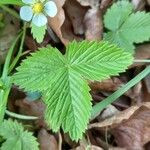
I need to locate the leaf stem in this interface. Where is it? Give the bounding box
[2,32,22,80]
[5,110,39,120]
[91,66,150,120]
[0,86,10,123]
[0,5,19,19]
[9,23,27,74]
[134,59,150,63]
[0,24,26,124]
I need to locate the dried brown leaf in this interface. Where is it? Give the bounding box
[132,0,146,10]
[48,0,69,45]
[15,98,45,117]
[73,145,103,150]
[89,102,150,129]
[64,0,87,35]
[15,98,46,127]
[100,0,113,11]
[89,78,123,92]
[76,0,100,7]
[131,44,150,68]
[84,8,103,40]
[112,106,150,149]
[38,129,58,150]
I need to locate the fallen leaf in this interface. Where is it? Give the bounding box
[89,78,123,92]
[15,98,46,128]
[15,98,45,117]
[98,105,120,121]
[109,148,126,150]
[76,0,100,7]
[89,102,150,129]
[38,128,58,150]
[131,44,150,68]
[112,106,150,149]
[73,145,103,150]
[144,74,150,93]
[64,0,87,35]
[100,0,113,10]
[48,0,69,45]
[147,0,150,5]
[132,0,146,10]
[84,8,103,40]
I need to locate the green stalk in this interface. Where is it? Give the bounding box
[0,5,19,19]
[9,23,27,74]
[91,66,150,120]
[0,82,10,123]
[0,33,22,123]
[2,32,22,80]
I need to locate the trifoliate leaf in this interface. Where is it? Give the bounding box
[104,0,133,31]
[0,119,39,150]
[31,24,46,43]
[104,0,150,52]
[12,40,133,141]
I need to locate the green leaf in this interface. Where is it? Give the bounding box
[104,0,133,31]
[45,69,92,140]
[13,46,65,92]
[0,0,23,6]
[0,119,39,150]
[31,24,46,43]
[104,32,135,53]
[65,41,133,81]
[104,0,150,52]
[12,40,133,141]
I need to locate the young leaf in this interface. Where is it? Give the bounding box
[104,1,150,52]
[12,40,133,141]
[104,0,133,31]
[31,24,46,43]
[0,119,39,150]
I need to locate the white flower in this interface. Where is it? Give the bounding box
[20,0,57,27]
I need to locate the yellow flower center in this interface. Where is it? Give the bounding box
[33,3,43,13]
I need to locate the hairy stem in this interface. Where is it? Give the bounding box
[0,24,26,124]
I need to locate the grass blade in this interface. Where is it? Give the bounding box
[91,66,150,119]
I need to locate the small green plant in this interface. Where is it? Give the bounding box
[0,119,39,150]
[104,1,150,53]
[0,0,58,43]
[12,40,133,140]
[20,0,57,43]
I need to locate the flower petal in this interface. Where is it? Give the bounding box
[20,6,33,21]
[32,13,47,27]
[44,1,57,17]
[22,0,34,4]
[39,0,46,2]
